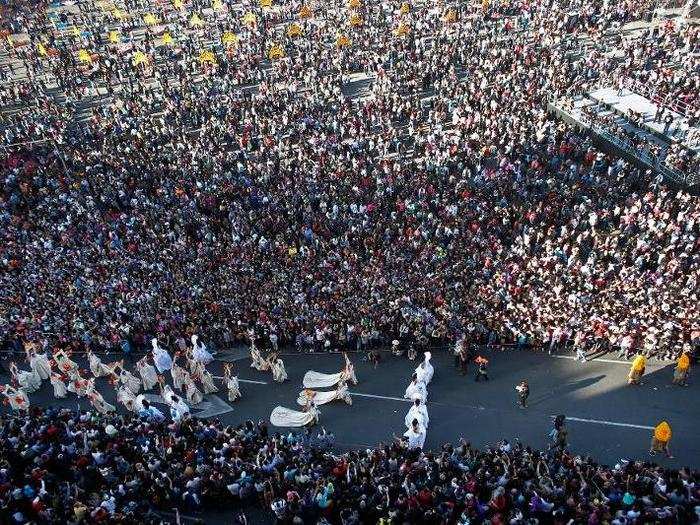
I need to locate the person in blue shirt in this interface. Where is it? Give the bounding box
[138,399,165,423]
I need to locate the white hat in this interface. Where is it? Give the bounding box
[105,425,118,437]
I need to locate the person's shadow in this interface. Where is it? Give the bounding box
[527,375,607,406]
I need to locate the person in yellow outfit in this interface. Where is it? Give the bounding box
[672,352,690,386]
[649,421,673,458]
[627,354,646,385]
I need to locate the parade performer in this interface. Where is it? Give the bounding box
[116,377,138,412]
[415,352,434,385]
[170,358,187,391]
[182,370,204,405]
[404,373,427,404]
[117,362,142,394]
[250,344,269,371]
[159,378,190,422]
[191,334,214,365]
[151,338,173,373]
[86,379,116,414]
[88,349,110,378]
[193,360,218,395]
[672,352,690,386]
[270,402,320,428]
[403,419,426,450]
[0,384,30,412]
[649,421,673,458]
[27,345,51,380]
[302,354,357,388]
[223,364,241,402]
[9,361,41,393]
[297,381,352,406]
[136,355,159,391]
[404,396,429,429]
[50,371,68,398]
[628,354,646,385]
[67,368,89,397]
[53,349,78,374]
[271,354,288,383]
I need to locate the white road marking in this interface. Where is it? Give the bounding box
[212,376,268,385]
[550,355,639,366]
[350,392,654,430]
[349,392,411,402]
[562,416,654,430]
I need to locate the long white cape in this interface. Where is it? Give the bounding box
[297,385,352,406]
[270,406,319,427]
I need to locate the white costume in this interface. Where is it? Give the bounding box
[88,352,110,378]
[11,364,41,394]
[198,368,219,395]
[29,352,52,380]
[270,405,320,428]
[404,399,429,429]
[161,387,190,421]
[171,362,187,391]
[404,423,427,449]
[54,351,78,374]
[271,358,288,383]
[1,385,30,411]
[296,383,352,406]
[404,378,428,404]
[151,338,173,373]
[225,375,241,402]
[191,335,214,364]
[303,355,357,388]
[184,378,203,405]
[250,346,269,371]
[117,384,137,411]
[415,352,434,385]
[119,369,141,394]
[87,380,116,414]
[67,370,88,397]
[136,357,158,391]
[50,373,68,398]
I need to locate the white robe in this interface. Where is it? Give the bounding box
[404,402,429,429]
[152,340,173,373]
[50,375,68,398]
[30,353,52,380]
[297,384,352,406]
[14,367,42,394]
[120,370,141,394]
[191,335,214,365]
[270,405,320,428]
[67,371,88,397]
[250,347,269,371]
[226,376,241,402]
[117,385,137,411]
[404,424,427,449]
[184,379,203,405]
[272,359,287,383]
[199,369,219,394]
[404,380,428,404]
[171,363,186,391]
[415,352,434,385]
[87,384,116,414]
[2,387,30,411]
[89,353,109,378]
[137,359,158,391]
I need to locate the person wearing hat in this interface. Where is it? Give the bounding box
[672,352,690,386]
[649,421,673,458]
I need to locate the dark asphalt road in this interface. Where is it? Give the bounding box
[1,348,697,522]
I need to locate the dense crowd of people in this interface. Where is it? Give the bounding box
[1,0,698,363]
[0,407,697,524]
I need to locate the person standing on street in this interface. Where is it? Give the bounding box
[516,380,529,408]
[474,356,489,382]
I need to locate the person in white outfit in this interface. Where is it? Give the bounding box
[191,335,214,364]
[50,371,68,398]
[0,385,30,412]
[28,347,51,380]
[86,379,116,414]
[403,419,426,450]
[9,362,42,393]
[88,350,110,378]
[151,338,173,373]
[415,352,434,385]
[136,355,159,391]
[223,364,241,402]
[404,373,428,404]
[271,354,288,383]
[404,396,429,429]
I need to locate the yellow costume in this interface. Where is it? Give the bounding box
[650,421,672,457]
[627,354,645,385]
[672,353,690,385]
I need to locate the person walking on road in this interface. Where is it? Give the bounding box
[516,380,529,408]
